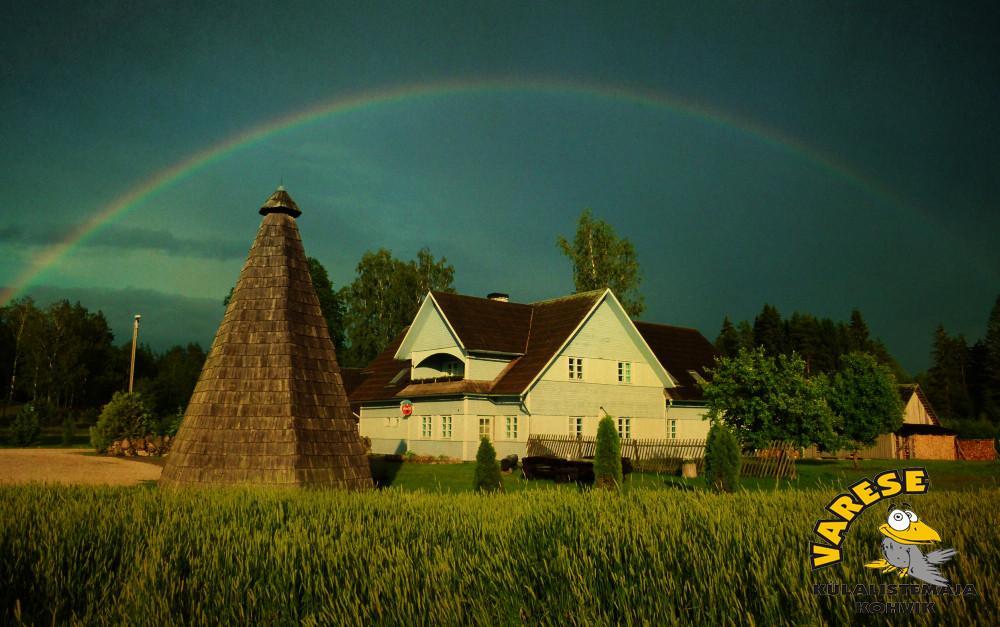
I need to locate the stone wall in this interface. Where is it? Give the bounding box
[957,439,997,461]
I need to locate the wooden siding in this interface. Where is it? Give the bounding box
[527,380,664,419]
[398,299,462,356]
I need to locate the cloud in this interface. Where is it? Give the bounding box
[0,224,246,260]
[15,285,224,350]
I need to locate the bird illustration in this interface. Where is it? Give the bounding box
[864,503,957,586]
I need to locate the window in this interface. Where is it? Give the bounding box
[444,361,460,377]
[441,415,452,439]
[569,416,583,437]
[421,416,432,438]
[618,361,632,384]
[505,416,519,440]
[669,419,677,440]
[568,357,584,380]
[479,416,492,440]
[617,417,631,440]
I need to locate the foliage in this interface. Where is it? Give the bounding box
[8,404,41,446]
[135,343,205,417]
[473,438,502,492]
[827,352,904,451]
[704,347,838,450]
[704,421,741,493]
[0,486,996,625]
[90,392,152,453]
[715,304,908,380]
[61,417,76,446]
[341,247,454,367]
[593,415,623,489]
[556,209,644,316]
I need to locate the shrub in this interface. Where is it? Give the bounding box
[594,415,622,489]
[91,392,152,453]
[704,421,741,493]
[473,437,502,492]
[8,404,41,446]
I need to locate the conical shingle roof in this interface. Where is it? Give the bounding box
[160,188,372,489]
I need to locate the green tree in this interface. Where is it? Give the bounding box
[593,415,623,489]
[704,347,838,450]
[557,209,644,316]
[8,403,41,446]
[704,421,741,492]
[984,295,1000,420]
[828,352,904,467]
[715,316,743,358]
[473,437,503,492]
[848,309,871,352]
[90,392,152,453]
[752,304,786,356]
[924,325,972,421]
[341,248,454,366]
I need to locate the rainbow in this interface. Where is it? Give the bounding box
[0,77,905,305]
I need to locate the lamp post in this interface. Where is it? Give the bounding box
[128,314,141,393]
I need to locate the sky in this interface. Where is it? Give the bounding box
[1,1,998,372]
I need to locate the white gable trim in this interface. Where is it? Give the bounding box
[393,292,467,360]
[604,289,675,389]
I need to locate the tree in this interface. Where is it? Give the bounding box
[704,347,838,450]
[984,295,1000,420]
[715,316,743,358]
[8,403,41,446]
[90,392,152,453]
[341,248,454,366]
[593,415,623,489]
[557,209,644,316]
[704,421,741,492]
[828,352,904,468]
[752,304,786,356]
[848,308,872,352]
[473,437,503,492]
[924,325,972,422]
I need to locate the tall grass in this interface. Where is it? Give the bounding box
[1,486,996,625]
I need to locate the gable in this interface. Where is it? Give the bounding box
[394,295,463,360]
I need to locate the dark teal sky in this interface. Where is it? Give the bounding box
[2,1,998,372]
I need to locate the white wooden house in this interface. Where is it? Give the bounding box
[349,289,718,460]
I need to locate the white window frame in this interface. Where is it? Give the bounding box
[669,419,677,440]
[478,416,492,440]
[568,357,584,380]
[441,415,452,439]
[505,416,519,440]
[421,416,432,438]
[618,361,632,384]
[569,416,583,437]
[617,416,631,440]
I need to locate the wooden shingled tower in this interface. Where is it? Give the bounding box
[160,187,373,489]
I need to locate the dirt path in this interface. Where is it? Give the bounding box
[0,448,163,486]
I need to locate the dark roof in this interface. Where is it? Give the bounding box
[339,367,366,396]
[896,423,955,437]
[430,291,532,354]
[349,329,411,403]
[258,185,301,218]
[350,291,604,402]
[634,321,719,399]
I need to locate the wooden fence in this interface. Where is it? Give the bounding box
[741,441,798,480]
[526,434,798,479]
[527,434,707,474]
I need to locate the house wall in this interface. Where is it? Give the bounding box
[902,395,935,425]
[665,405,712,440]
[467,356,512,381]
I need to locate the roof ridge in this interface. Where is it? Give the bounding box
[530,289,605,305]
[633,320,704,333]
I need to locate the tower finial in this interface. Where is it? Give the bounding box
[259,186,301,218]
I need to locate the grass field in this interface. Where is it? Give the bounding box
[1,484,995,625]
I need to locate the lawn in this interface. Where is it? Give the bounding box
[369,456,1000,493]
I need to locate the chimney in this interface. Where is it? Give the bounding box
[487,292,509,302]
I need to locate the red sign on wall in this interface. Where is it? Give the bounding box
[400,400,413,417]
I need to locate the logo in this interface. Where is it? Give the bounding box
[400,399,413,417]
[809,467,975,615]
